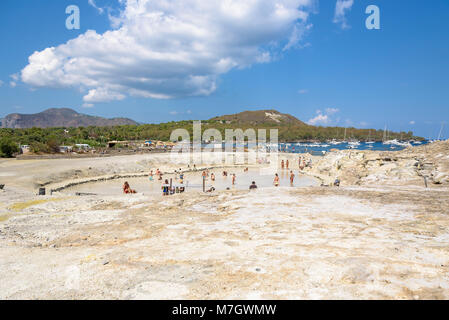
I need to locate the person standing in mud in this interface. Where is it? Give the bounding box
[281,160,285,170]
[232,174,236,186]
[289,171,295,186]
[180,172,184,184]
[286,159,289,170]
[162,179,170,196]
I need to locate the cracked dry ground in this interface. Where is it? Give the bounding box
[1,185,449,299]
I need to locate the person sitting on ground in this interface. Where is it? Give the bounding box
[249,181,258,190]
[206,186,216,193]
[162,179,170,196]
[274,174,280,187]
[123,181,136,194]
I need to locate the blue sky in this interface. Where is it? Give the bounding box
[0,0,448,138]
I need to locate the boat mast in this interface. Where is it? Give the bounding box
[438,123,445,140]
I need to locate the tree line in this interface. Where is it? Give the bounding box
[0,120,420,157]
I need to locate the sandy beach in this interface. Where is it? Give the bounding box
[1,142,449,299]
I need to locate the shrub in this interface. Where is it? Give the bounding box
[0,138,19,158]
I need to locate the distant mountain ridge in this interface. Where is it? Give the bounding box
[0,108,138,128]
[210,109,306,126]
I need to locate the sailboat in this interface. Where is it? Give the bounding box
[366,130,375,147]
[437,123,445,141]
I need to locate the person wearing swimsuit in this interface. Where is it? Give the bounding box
[274,174,280,187]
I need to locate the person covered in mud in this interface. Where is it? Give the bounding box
[274,174,280,187]
[162,179,170,196]
[249,181,258,190]
[123,182,136,194]
[290,171,295,186]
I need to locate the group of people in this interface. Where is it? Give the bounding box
[148,169,163,181]
[280,156,311,171]
[298,156,312,170]
[123,156,313,195]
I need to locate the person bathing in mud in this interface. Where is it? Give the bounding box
[156,169,163,180]
[179,172,184,184]
[162,179,170,196]
[274,174,280,187]
[249,181,258,190]
[123,182,137,194]
[289,171,295,186]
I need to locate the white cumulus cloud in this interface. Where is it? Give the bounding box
[333,0,354,29]
[20,0,315,103]
[308,107,340,125]
[308,113,329,125]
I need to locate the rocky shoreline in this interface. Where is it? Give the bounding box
[305,140,449,187]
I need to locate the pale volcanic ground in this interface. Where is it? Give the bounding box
[1,146,449,299]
